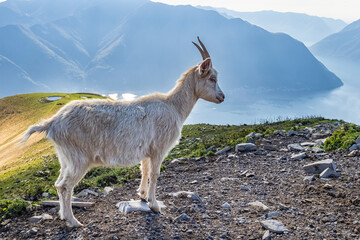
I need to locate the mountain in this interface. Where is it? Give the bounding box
[87,3,342,95]
[0,0,342,98]
[198,7,347,46]
[311,19,360,62]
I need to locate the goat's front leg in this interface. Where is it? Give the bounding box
[147,156,162,213]
[137,157,150,201]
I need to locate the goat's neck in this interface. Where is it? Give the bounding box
[167,70,199,123]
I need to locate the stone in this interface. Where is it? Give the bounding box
[29,216,42,223]
[312,147,324,153]
[301,142,316,147]
[287,130,298,136]
[274,130,286,135]
[116,200,166,214]
[222,202,231,208]
[248,201,269,210]
[235,143,257,152]
[320,168,340,178]
[303,176,315,184]
[170,159,180,164]
[287,143,304,151]
[260,220,288,233]
[262,230,271,240]
[348,150,360,157]
[29,228,38,235]
[42,192,50,199]
[265,211,279,219]
[174,213,191,222]
[303,159,336,174]
[169,191,203,204]
[103,187,114,196]
[215,146,231,155]
[356,136,360,144]
[41,213,53,220]
[72,196,82,202]
[290,152,307,160]
[241,186,251,191]
[349,144,358,151]
[77,189,99,197]
[264,145,277,151]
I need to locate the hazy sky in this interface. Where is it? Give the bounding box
[151,0,359,23]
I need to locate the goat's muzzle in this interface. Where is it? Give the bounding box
[216,92,225,103]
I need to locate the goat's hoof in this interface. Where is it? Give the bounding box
[149,202,161,213]
[66,219,83,228]
[140,197,148,202]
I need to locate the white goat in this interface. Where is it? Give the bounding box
[21,37,225,227]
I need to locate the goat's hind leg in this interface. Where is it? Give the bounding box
[56,162,88,227]
[137,157,150,202]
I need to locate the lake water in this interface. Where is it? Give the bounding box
[186,58,360,125]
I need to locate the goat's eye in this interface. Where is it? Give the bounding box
[209,77,216,83]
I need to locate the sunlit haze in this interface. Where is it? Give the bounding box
[151,0,359,22]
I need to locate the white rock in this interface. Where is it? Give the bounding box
[303,175,315,184]
[169,191,203,204]
[287,143,304,151]
[320,168,340,178]
[248,201,269,210]
[77,189,98,197]
[290,152,307,160]
[170,159,180,164]
[300,142,316,147]
[303,159,336,174]
[103,187,114,196]
[116,200,166,214]
[235,143,257,152]
[262,230,271,240]
[215,146,231,155]
[41,213,53,220]
[260,219,288,233]
[312,147,324,153]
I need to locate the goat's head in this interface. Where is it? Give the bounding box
[192,37,225,104]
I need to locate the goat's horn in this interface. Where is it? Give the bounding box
[192,36,210,60]
[197,36,210,59]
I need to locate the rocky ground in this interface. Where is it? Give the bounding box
[1,124,360,240]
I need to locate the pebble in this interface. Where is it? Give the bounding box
[348,150,360,157]
[264,145,277,151]
[222,202,231,208]
[260,219,288,233]
[174,213,191,222]
[235,143,257,152]
[169,191,203,204]
[29,216,42,223]
[290,152,307,160]
[103,187,114,196]
[248,201,269,210]
[77,189,99,198]
[274,130,286,135]
[265,211,279,219]
[303,175,315,185]
[241,186,251,191]
[300,142,316,147]
[262,230,271,240]
[312,147,324,153]
[303,159,336,174]
[287,143,304,151]
[170,159,180,164]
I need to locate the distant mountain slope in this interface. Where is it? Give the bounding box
[311,19,360,62]
[0,25,85,90]
[0,0,342,98]
[0,55,47,96]
[198,7,346,46]
[88,2,342,94]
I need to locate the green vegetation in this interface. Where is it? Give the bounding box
[323,123,360,151]
[0,199,29,222]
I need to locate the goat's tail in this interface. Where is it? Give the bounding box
[19,119,51,144]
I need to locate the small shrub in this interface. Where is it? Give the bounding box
[323,124,360,151]
[0,199,29,222]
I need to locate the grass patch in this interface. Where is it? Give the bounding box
[0,199,29,222]
[323,123,360,151]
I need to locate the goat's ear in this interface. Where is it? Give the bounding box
[199,58,212,75]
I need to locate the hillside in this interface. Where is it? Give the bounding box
[311,19,360,62]
[198,7,347,46]
[0,115,359,238]
[0,0,342,98]
[0,93,107,175]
